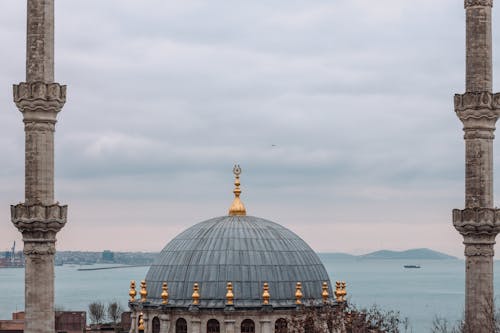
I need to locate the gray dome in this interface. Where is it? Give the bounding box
[145,215,332,308]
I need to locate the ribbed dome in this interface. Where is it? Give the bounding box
[145,215,332,308]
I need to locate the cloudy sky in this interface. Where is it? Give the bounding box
[0,0,499,256]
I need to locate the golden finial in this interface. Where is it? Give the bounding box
[140,280,147,302]
[138,313,145,331]
[341,281,347,302]
[295,282,303,305]
[192,283,200,305]
[228,164,247,216]
[335,281,347,302]
[129,280,137,302]
[262,282,270,305]
[161,282,169,304]
[322,282,329,304]
[226,282,234,305]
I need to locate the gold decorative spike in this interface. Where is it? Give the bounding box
[129,280,137,302]
[140,280,148,302]
[138,313,145,331]
[341,281,347,302]
[228,164,247,216]
[295,282,303,305]
[262,282,270,305]
[335,281,347,303]
[161,282,169,304]
[322,282,329,304]
[192,283,200,305]
[226,282,234,305]
[335,281,342,302]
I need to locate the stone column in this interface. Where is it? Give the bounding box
[223,319,235,333]
[453,1,500,332]
[11,2,67,333]
[159,314,170,333]
[190,319,201,333]
[143,313,150,333]
[130,312,137,333]
[259,318,271,333]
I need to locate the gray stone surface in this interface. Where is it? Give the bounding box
[146,215,332,307]
[454,0,500,331]
[10,1,67,333]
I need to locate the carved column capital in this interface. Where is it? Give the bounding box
[11,203,67,237]
[465,0,493,7]
[454,92,500,139]
[453,208,500,238]
[13,82,66,122]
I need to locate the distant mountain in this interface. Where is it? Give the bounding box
[359,248,457,260]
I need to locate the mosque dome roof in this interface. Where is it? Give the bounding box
[144,165,333,308]
[145,215,332,308]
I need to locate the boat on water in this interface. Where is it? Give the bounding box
[404,265,421,269]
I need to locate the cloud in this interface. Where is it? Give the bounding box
[0,0,498,256]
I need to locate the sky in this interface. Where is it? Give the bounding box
[0,0,499,257]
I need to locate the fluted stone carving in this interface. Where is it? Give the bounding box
[454,0,499,331]
[14,82,66,114]
[10,2,67,333]
[465,0,493,8]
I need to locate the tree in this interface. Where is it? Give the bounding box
[88,301,106,325]
[107,301,123,325]
[287,301,409,333]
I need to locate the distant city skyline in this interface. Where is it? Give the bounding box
[1,0,500,257]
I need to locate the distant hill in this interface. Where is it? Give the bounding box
[359,248,457,260]
[319,248,457,260]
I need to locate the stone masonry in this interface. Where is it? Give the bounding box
[453,0,500,332]
[11,1,67,333]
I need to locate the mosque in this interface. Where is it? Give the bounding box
[127,166,346,333]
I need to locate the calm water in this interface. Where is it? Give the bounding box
[0,258,489,332]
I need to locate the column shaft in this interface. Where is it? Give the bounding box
[26,0,54,82]
[464,136,494,208]
[24,122,55,204]
[24,249,55,333]
[464,244,495,332]
[466,2,492,92]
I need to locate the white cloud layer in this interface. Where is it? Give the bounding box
[0,0,499,256]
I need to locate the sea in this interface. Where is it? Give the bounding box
[0,257,489,333]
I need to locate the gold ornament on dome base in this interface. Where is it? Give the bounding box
[140,280,148,302]
[138,313,145,331]
[322,282,329,303]
[129,280,137,302]
[262,282,270,305]
[335,281,347,302]
[161,282,169,304]
[226,282,234,305]
[192,283,200,305]
[295,282,303,304]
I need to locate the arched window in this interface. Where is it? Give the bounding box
[275,318,287,333]
[304,318,314,333]
[241,319,255,333]
[207,319,220,333]
[176,318,187,333]
[152,317,160,333]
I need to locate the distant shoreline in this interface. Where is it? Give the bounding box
[77,265,150,271]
